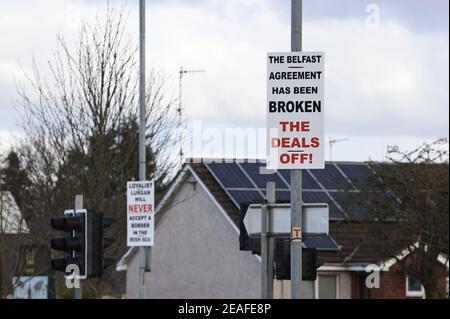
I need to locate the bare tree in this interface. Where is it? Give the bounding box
[347,138,449,298]
[0,160,36,298]
[15,5,179,297]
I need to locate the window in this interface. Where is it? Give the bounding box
[406,275,425,298]
[316,275,339,299]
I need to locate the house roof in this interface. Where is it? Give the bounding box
[116,159,442,272]
[189,160,390,265]
[198,159,377,220]
[0,191,29,234]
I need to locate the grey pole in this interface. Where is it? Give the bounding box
[74,194,83,299]
[291,0,303,299]
[261,182,276,299]
[138,0,150,299]
[260,202,268,299]
[266,182,275,299]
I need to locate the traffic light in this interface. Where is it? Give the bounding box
[302,248,318,281]
[50,210,87,277]
[86,211,116,278]
[274,240,321,281]
[274,239,289,280]
[50,210,115,278]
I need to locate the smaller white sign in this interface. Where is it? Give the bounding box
[127,181,155,247]
[243,203,328,236]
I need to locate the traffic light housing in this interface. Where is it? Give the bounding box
[50,210,115,278]
[50,211,86,277]
[302,248,319,281]
[86,211,116,278]
[274,240,321,281]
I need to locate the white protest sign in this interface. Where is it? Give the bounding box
[266,52,324,169]
[127,180,155,246]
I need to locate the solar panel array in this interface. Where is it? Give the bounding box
[205,160,373,220]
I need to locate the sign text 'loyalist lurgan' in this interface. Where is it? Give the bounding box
[127,181,155,247]
[266,52,325,169]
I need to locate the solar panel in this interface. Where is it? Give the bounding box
[330,191,367,219]
[227,190,264,206]
[206,162,254,188]
[303,191,345,219]
[239,162,288,189]
[275,190,290,202]
[337,163,371,189]
[204,161,370,220]
[278,169,321,189]
[309,164,352,190]
[304,236,339,250]
[302,191,330,203]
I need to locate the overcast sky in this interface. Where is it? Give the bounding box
[0,0,448,161]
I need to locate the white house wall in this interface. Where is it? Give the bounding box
[125,174,261,298]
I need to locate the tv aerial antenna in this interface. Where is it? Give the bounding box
[177,67,206,166]
[329,137,350,161]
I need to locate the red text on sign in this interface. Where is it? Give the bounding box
[128,204,153,213]
[280,153,313,164]
[279,121,310,132]
[271,137,320,148]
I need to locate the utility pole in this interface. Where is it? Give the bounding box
[261,182,275,299]
[177,67,205,166]
[261,201,268,298]
[138,0,150,299]
[267,182,275,299]
[290,0,303,300]
[74,194,83,299]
